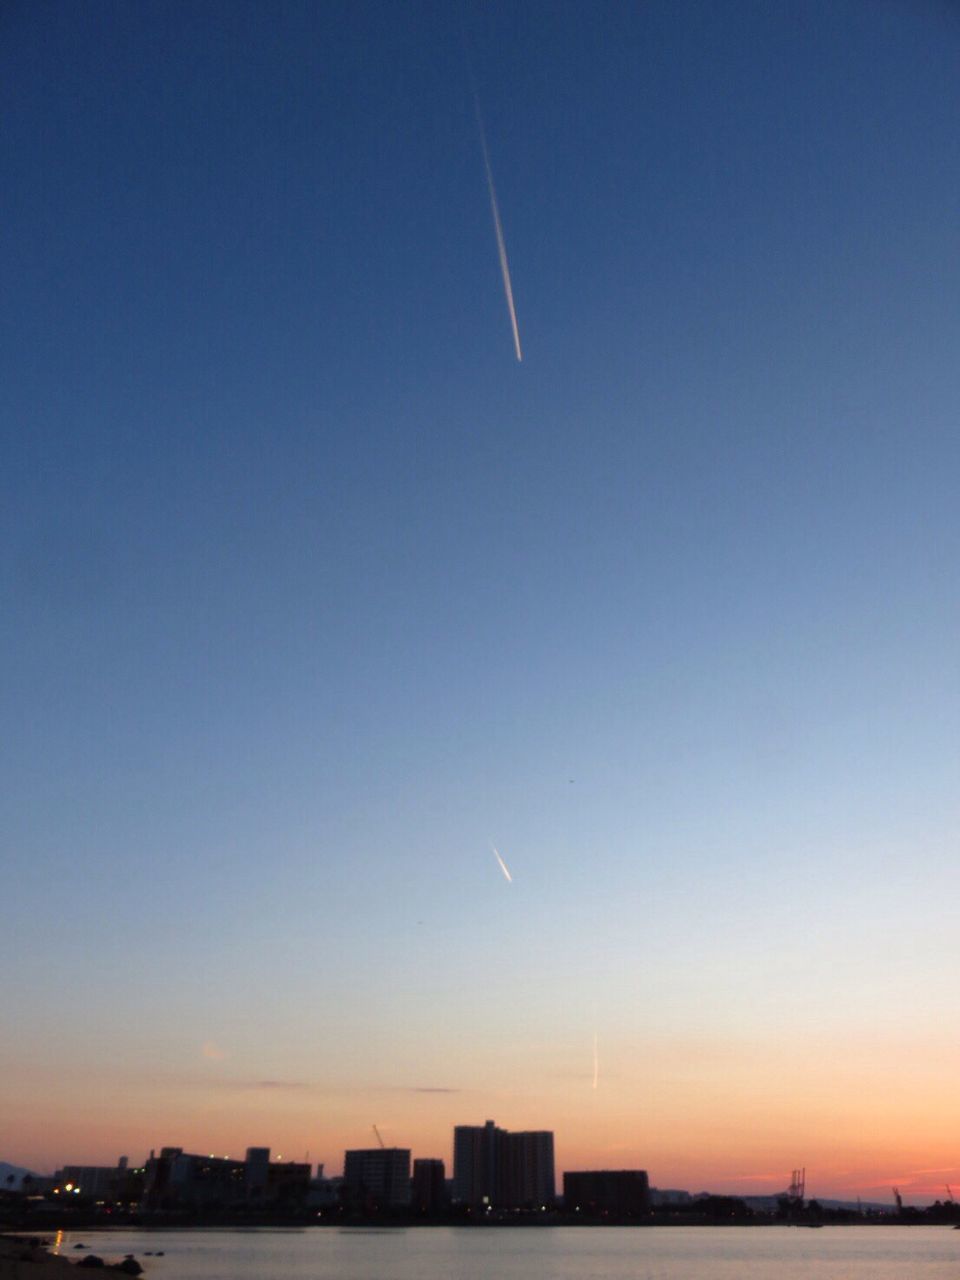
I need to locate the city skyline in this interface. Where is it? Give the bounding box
[4,0,960,1211]
[0,1136,897,1211]
[5,1113,953,1209]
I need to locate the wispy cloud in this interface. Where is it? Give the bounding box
[250,1080,311,1091]
[724,1173,790,1183]
[195,1078,462,1097]
[201,1078,315,1092]
[860,1166,960,1191]
[206,1079,459,1095]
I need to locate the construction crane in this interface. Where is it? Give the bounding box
[945,1184,955,1203]
[787,1168,806,1202]
[372,1124,385,1150]
[893,1187,903,1213]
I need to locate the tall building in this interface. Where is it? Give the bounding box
[453,1121,501,1206]
[412,1158,446,1213]
[343,1148,411,1208]
[501,1131,555,1209]
[453,1120,555,1208]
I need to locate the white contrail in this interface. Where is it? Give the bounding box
[592,1032,599,1090]
[490,842,513,883]
[471,92,523,362]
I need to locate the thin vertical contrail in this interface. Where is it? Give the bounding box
[470,88,523,362]
[490,842,513,883]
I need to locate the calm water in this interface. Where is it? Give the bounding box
[48,1225,960,1280]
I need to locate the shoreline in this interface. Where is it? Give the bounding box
[0,1236,77,1280]
[4,1219,952,1233]
[0,1237,144,1280]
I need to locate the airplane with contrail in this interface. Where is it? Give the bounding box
[490,842,513,883]
[470,90,523,362]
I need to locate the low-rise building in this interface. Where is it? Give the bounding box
[343,1148,411,1209]
[563,1170,650,1217]
[56,1157,143,1204]
[412,1158,446,1213]
[265,1159,311,1203]
[141,1148,246,1210]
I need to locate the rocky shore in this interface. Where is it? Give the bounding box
[0,1239,143,1280]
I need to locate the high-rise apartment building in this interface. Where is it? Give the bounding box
[453,1120,500,1205]
[500,1130,555,1209]
[452,1120,555,1208]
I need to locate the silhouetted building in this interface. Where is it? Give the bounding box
[563,1170,650,1217]
[245,1147,270,1199]
[56,1158,139,1202]
[453,1120,555,1208]
[309,1172,341,1209]
[501,1131,555,1208]
[412,1158,446,1213]
[453,1121,500,1206]
[142,1148,246,1210]
[650,1187,691,1206]
[265,1159,311,1203]
[343,1148,410,1209]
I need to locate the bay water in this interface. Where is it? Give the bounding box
[49,1225,960,1280]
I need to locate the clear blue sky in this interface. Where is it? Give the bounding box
[2,1,959,1197]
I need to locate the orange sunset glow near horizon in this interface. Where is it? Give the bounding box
[7,1018,960,1205]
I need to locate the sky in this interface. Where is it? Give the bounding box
[2,0,959,1205]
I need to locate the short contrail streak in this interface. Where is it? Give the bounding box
[593,1032,599,1090]
[490,843,513,883]
[471,92,523,362]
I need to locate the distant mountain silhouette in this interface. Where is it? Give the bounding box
[0,1161,39,1190]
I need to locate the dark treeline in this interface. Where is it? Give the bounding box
[4,1185,960,1231]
